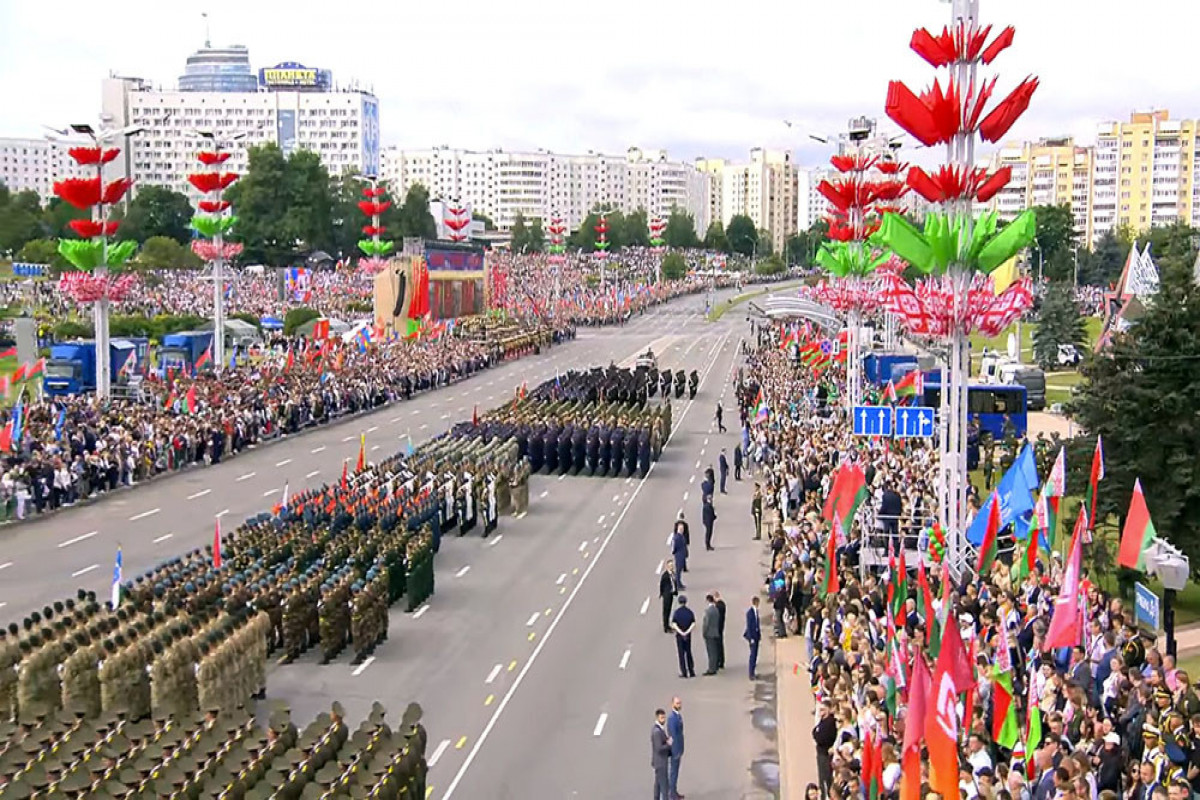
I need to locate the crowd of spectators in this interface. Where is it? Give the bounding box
[735,336,1181,800]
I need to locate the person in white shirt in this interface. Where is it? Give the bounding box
[967,733,994,774]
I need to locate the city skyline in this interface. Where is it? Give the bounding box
[1,0,1195,167]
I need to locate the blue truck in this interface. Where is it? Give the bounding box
[158,331,215,373]
[862,352,919,385]
[43,339,141,396]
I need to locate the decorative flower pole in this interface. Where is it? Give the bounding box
[874,0,1039,570]
[188,145,243,369]
[54,146,139,400]
[357,181,393,274]
[594,214,610,289]
[547,216,567,317]
[813,148,908,410]
[443,201,470,243]
[649,215,667,283]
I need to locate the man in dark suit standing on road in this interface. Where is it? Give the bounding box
[651,708,673,800]
[813,701,837,799]
[744,596,762,680]
[701,495,717,551]
[668,697,686,799]
[718,450,729,494]
[733,445,743,481]
[659,563,678,633]
[671,596,696,679]
[713,591,727,670]
[702,594,721,676]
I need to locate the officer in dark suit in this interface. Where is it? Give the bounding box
[744,596,762,679]
[557,426,572,475]
[623,430,638,477]
[572,426,586,474]
[597,423,611,475]
[652,709,673,800]
[609,428,625,478]
[586,425,600,475]
[659,563,677,633]
[702,495,717,550]
[638,430,651,478]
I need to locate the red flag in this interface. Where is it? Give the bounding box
[1085,435,1105,537]
[862,729,876,800]
[927,616,972,800]
[341,459,348,488]
[901,650,931,800]
[212,516,222,568]
[195,345,212,370]
[0,420,12,453]
[976,491,1001,574]
[356,433,366,472]
[285,348,295,372]
[1043,507,1086,650]
[472,405,479,427]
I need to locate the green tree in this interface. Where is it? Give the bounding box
[137,236,201,269]
[1032,204,1076,275]
[704,221,729,253]
[510,213,531,252]
[15,238,62,270]
[1032,281,1086,369]
[756,254,786,276]
[283,307,321,336]
[396,184,437,240]
[663,208,700,249]
[0,190,44,255]
[623,209,650,248]
[1145,220,1199,279]
[726,215,757,256]
[660,252,688,281]
[42,197,90,240]
[1078,228,1132,287]
[226,144,298,266]
[329,172,367,260]
[117,186,194,244]
[756,230,774,257]
[569,211,601,251]
[526,217,546,252]
[1068,260,1200,563]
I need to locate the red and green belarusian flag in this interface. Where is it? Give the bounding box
[1047,446,1067,497]
[976,491,1001,574]
[184,386,198,415]
[928,561,952,654]
[895,369,924,400]
[889,547,908,627]
[916,556,935,629]
[752,389,768,425]
[1024,666,1043,777]
[779,327,798,351]
[821,515,843,597]
[1013,520,1038,583]
[992,665,1020,749]
[1083,435,1105,540]
[1033,487,1061,553]
[881,380,897,405]
[822,462,868,528]
[1117,478,1157,571]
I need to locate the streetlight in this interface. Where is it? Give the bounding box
[190,125,254,369]
[48,120,148,400]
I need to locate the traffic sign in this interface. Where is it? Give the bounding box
[11,262,46,278]
[895,406,936,439]
[1135,582,1160,633]
[852,405,893,437]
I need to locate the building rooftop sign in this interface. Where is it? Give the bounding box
[259,62,332,91]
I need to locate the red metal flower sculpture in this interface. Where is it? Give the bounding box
[443,202,470,243]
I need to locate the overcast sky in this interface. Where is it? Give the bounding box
[1,0,1194,168]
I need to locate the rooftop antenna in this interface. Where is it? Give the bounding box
[202,11,211,48]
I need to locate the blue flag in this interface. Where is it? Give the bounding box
[111,547,123,609]
[967,443,1037,546]
[54,407,66,441]
[228,343,238,370]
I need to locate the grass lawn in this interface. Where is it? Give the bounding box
[968,317,1103,364]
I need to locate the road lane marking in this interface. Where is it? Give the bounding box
[654,561,662,574]
[0,562,12,571]
[342,435,354,442]
[695,460,701,469]
[557,474,565,481]
[263,488,279,497]
[440,330,732,799]
[153,534,174,544]
[612,494,619,503]
[367,425,379,433]
[508,661,517,672]
[556,573,566,585]
[689,475,695,484]
[236,472,256,482]
[484,694,495,706]
[391,416,404,424]
[485,534,503,547]
[526,613,540,627]
[58,531,98,549]
[129,508,160,521]
[351,656,376,676]
[429,740,452,768]
[539,491,548,499]
[187,489,211,500]
[371,445,381,452]
[441,414,450,420]
[683,492,689,502]
[486,665,502,684]
[412,410,421,416]
[700,449,706,457]
[582,551,589,559]
[640,597,650,615]
[527,632,536,641]
[71,564,99,578]
[311,446,326,454]
[413,604,430,619]
[578,541,587,552]
[216,509,230,518]
[455,566,471,578]
[275,458,293,467]
[306,470,320,478]
[545,608,552,617]
[597,516,605,525]
[456,736,468,749]
[704,438,709,446]
[0,603,6,610]
[619,650,631,670]
[593,713,608,736]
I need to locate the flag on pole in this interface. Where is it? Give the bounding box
[1083,435,1105,540]
[926,617,973,800]
[822,516,842,597]
[195,344,213,370]
[111,547,123,609]
[895,369,923,399]
[341,459,349,488]
[1047,447,1067,496]
[822,463,868,528]
[900,650,931,800]
[992,665,1020,749]
[1043,507,1085,650]
[213,516,223,569]
[1117,478,1157,571]
[356,433,366,472]
[273,482,289,516]
[976,490,1001,573]
[880,380,897,405]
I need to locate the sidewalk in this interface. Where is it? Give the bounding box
[776,633,818,800]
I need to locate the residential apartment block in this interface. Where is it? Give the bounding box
[695,148,798,255]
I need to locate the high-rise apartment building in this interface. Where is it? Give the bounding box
[695,148,798,255]
[0,138,91,202]
[381,146,710,237]
[988,137,1094,242]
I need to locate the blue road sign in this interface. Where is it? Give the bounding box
[11,262,46,278]
[852,405,893,437]
[1135,582,1160,633]
[895,406,936,439]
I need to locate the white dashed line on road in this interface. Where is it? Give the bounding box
[129,508,160,522]
[429,740,452,768]
[58,531,98,549]
[153,534,174,544]
[367,425,379,433]
[619,650,631,670]
[640,597,650,615]
[486,665,502,684]
[704,438,709,446]
[236,472,256,482]
[187,489,211,500]
[263,489,279,497]
[612,494,619,503]
[441,414,450,420]
[486,534,503,548]
[654,560,663,575]
[391,416,403,424]
[411,409,421,416]
[539,491,548,499]
[593,713,608,737]
[371,445,381,452]
[556,573,567,585]
[597,516,605,525]
[557,474,565,481]
[578,540,588,552]
[455,566,471,578]
[526,613,540,627]
[689,475,695,484]
[420,423,428,430]
[216,509,230,518]
[276,458,293,467]
[683,491,689,502]
[413,604,430,619]
[351,656,376,676]
[71,564,99,578]
[311,446,326,454]
[695,460,701,469]
[342,435,354,442]
[306,470,320,479]
[0,562,12,571]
